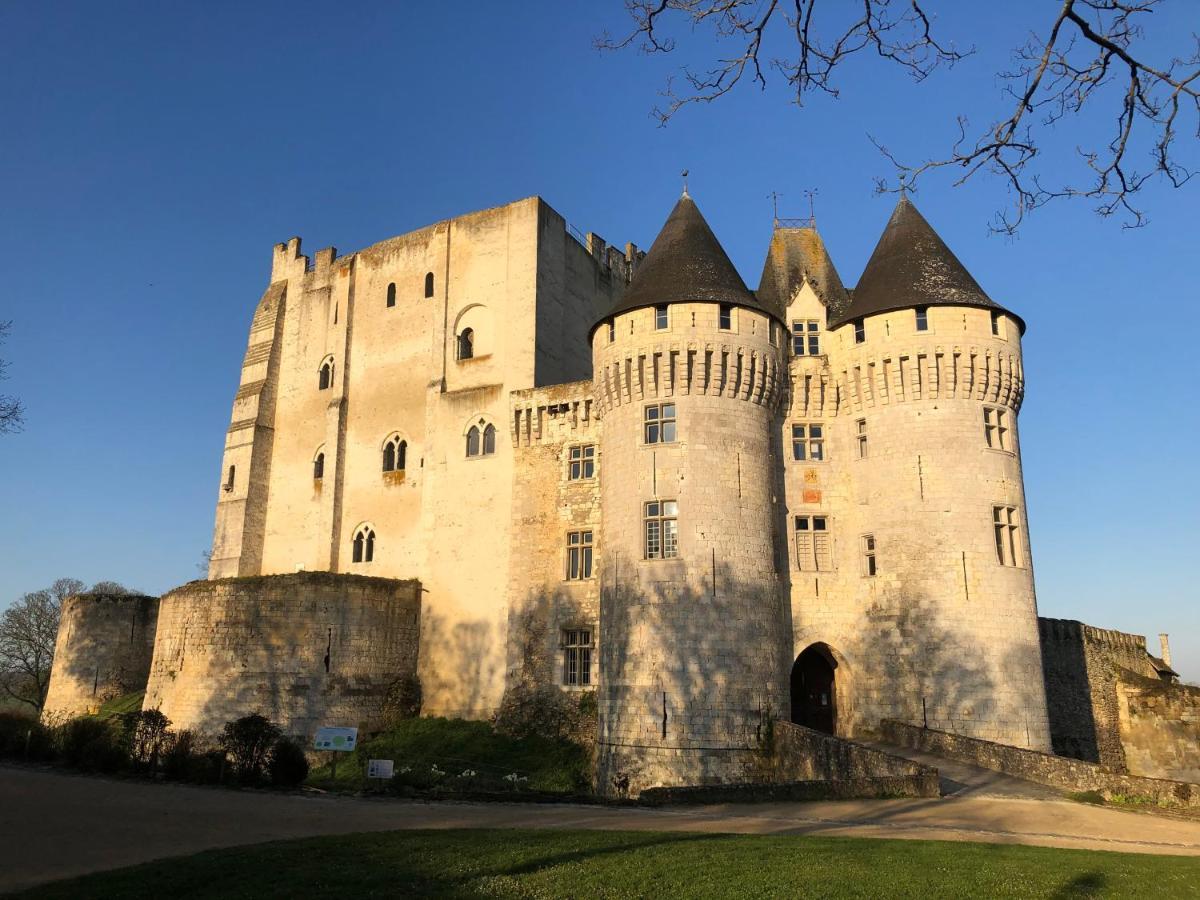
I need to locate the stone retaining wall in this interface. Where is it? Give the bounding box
[882,719,1200,808]
[1117,672,1200,783]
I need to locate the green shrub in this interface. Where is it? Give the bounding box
[269,737,309,787]
[121,709,171,772]
[0,711,55,760]
[219,714,282,784]
[58,717,126,773]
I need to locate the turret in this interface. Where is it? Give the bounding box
[781,196,1051,750]
[592,193,792,795]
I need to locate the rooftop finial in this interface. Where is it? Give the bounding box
[681,169,689,197]
[770,190,782,228]
[803,188,818,227]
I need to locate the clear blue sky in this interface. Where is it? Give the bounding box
[1,2,1196,680]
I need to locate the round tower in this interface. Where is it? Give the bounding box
[592,193,792,794]
[808,197,1051,750]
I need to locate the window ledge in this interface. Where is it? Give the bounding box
[456,353,493,365]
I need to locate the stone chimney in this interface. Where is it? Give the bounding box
[1159,633,1172,668]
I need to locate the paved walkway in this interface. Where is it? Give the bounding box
[3,765,1199,894]
[858,739,1065,800]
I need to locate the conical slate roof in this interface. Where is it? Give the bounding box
[756,226,851,322]
[833,196,1023,332]
[594,194,775,333]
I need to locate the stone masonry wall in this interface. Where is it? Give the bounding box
[143,572,420,738]
[1117,672,1200,782]
[42,594,159,721]
[1039,617,1161,769]
[883,719,1200,808]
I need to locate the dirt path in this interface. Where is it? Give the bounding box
[3,765,1199,894]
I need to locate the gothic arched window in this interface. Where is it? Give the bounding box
[424,272,435,298]
[466,425,480,457]
[386,283,396,308]
[483,423,496,455]
[457,328,474,361]
[382,435,407,472]
[318,357,335,390]
[352,525,375,563]
[313,451,325,480]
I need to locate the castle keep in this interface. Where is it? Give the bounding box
[43,191,1199,794]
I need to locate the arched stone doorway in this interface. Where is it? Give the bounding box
[791,644,838,734]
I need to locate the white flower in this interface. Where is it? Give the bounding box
[460,769,476,778]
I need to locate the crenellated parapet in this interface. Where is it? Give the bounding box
[510,381,598,447]
[593,337,785,416]
[831,343,1024,415]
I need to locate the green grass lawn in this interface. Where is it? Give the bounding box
[15,829,1200,899]
[308,717,591,794]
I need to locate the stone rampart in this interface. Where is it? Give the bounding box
[882,719,1200,808]
[1117,672,1200,783]
[42,593,159,721]
[143,572,420,738]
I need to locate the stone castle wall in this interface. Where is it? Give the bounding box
[143,573,420,738]
[42,593,159,721]
[1039,617,1160,769]
[1118,672,1200,782]
[783,289,1050,750]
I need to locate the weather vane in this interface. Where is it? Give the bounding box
[803,188,818,226]
[681,169,689,196]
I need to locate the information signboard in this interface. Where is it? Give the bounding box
[313,726,358,752]
[367,759,394,779]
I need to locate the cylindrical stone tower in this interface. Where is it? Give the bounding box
[592,193,792,794]
[813,197,1052,750]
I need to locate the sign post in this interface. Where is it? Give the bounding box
[313,726,358,784]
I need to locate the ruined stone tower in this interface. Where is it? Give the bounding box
[591,193,792,792]
[776,197,1052,750]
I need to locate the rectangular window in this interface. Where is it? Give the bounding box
[854,318,866,344]
[991,311,1002,337]
[993,506,1021,567]
[795,516,833,572]
[718,304,733,330]
[562,628,592,686]
[792,320,820,356]
[861,534,877,576]
[608,320,616,343]
[566,530,594,580]
[856,418,868,459]
[643,403,677,444]
[568,444,596,479]
[915,306,929,332]
[655,304,669,330]
[769,322,778,346]
[983,407,1010,450]
[791,423,824,461]
[644,500,679,559]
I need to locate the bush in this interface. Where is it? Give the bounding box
[58,717,126,773]
[121,709,171,772]
[219,714,282,784]
[269,737,309,787]
[0,711,55,760]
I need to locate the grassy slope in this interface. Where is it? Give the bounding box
[15,829,1200,899]
[308,717,590,793]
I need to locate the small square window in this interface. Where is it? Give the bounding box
[644,403,677,444]
[568,444,596,480]
[791,423,824,461]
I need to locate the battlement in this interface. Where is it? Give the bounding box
[1039,617,1148,653]
[510,381,597,447]
[573,228,644,285]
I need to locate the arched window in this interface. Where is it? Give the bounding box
[386,283,396,308]
[382,435,407,472]
[466,425,480,457]
[466,419,496,458]
[424,272,435,298]
[457,328,474,360]
[313,451,325,480]
[483,423,496,455]
[318,357,335,390]
[352,525,375,563]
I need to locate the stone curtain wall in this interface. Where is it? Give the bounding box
[1118,672,1200,782]
[42,594,160,720]
[143,572,420,738]
[1039,617,1161,769]
[882,720,1200,808]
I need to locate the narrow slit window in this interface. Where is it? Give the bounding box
[386,283,396,308]
[856,418,868,459]
[466,425,480,457]
[991,311,1002,337]
[854,319,866,344]
[718,304,733,331]
[318,358,334,390]
[424,272,435,298]
[223,465,235,492]
[313,452,325,480]
[608,320,616,343]
[861,534,877,576]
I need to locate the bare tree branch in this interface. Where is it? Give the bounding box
[0,321,23,435]
[600,0,1200,231]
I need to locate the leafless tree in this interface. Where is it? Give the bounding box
[89,580,139,596]
[0,578,84,711]
[0,321,23,434]
[599,1,1199,231]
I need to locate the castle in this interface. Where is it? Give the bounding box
[42,191,1199,794]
